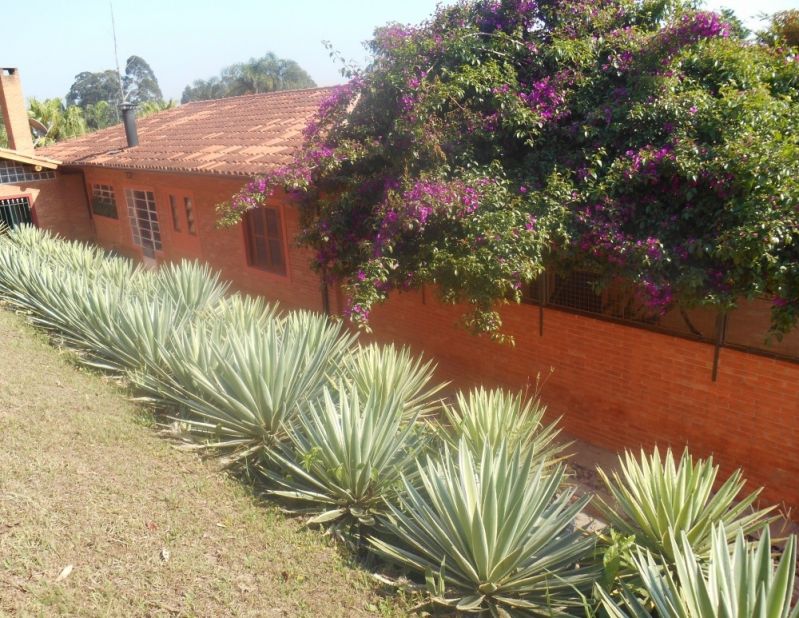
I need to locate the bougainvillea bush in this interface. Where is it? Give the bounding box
[219,0,799,340]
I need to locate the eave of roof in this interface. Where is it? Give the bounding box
[0,147,59,170]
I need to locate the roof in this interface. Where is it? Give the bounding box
[36,87,334,177]
[0,147,59,170]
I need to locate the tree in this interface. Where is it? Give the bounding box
[65,56,163,129]
[181,52,316,103]
[220,0,799,341]
[759,10,799,48]
[123,55,163,105]
[83,100,118,131]
[66,70,122,110]
[180,76,227,103]
[27,98,87,146]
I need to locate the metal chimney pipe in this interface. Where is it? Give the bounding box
[119,103,139,147]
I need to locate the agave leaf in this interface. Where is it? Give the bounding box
[307,509,347,525]
[455,594,486,611]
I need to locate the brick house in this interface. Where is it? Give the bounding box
[2,67,798,511]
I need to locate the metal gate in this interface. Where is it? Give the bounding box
[0,196,33,229]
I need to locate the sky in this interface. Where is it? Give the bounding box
[3,0,798,103]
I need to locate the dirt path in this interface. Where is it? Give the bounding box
[0,308,404,617]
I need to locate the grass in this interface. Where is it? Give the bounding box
[0,308,409,617]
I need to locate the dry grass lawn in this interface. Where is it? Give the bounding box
[0,308,408,617]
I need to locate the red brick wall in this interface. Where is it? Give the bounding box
[81,168,325,312]
[37,166,799,513]
[0,172,94,242]
[365,289,799,512]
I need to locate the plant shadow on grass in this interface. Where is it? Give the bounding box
[125,392,426,612]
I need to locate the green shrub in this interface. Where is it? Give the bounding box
[598,524,799,617]
[371,441,598,615]
[596,448,775,563]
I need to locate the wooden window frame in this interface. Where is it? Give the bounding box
[243,206,288,276]
[123,186,162,257]
[90,183,119,219]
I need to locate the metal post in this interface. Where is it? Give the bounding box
[539,270,547,336]
[712,311,728,382]
[320,267,330,316]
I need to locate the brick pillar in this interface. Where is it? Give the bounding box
[0,68,34,154]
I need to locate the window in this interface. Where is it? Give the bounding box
[91,183,119,219]
[124,188,161,256]
[0,196,33,229]
[244,207,286,275]
[169,195,181,232]
[0,160,55,184]
[184,197,196,235]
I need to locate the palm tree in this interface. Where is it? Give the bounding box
[182,52,316,102]
[137,99,177,118]
[27,98,87,146]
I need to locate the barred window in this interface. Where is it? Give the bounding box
[0,196,33,229]
[0,159,56,184]
[524,269,798,363]
[91,184,118,219]
[244,207,286,275]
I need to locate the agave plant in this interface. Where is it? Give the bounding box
[370,441,598,615]
[340,343,446,421]
[135,311,356,463]
[265,382,426,536]
[0,243,175,374]
[596,448,775,563]
[209,293,280,333]
[439,387,567,468]
[77,293,189,373]
[598,524,799,618]
[148,260,229,317]
[2,224,137,287]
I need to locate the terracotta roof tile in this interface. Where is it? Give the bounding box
[36,87,334,177]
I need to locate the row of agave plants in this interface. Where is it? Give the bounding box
[0,224,796,617]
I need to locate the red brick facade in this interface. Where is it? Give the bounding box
[15,163,799,514]
[0,171,94,242]
[80,167,326,313]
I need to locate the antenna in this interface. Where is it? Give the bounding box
[110,1,124,121]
